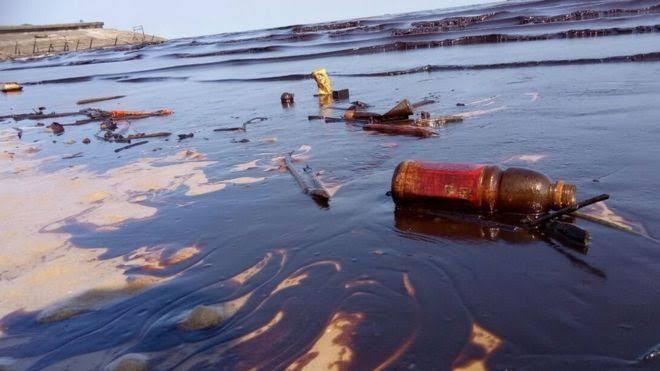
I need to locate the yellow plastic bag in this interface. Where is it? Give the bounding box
[1,82,22,92]
[311,68,333,96]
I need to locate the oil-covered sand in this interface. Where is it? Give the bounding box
[1,0,660,370]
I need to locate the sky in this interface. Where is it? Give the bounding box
[1,0,494,39]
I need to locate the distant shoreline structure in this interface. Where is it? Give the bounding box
[0,22,105,34]
[0,21,165,61]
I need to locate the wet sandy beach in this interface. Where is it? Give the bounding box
[1,0,660,369]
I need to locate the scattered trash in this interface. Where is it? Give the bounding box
[415,115,463,127]
[456,102,466,106]
[114,140,148,153]
[420,111,431,119]
[311,68,333,95]
[76,95,126,105]
[323,117,345,123]
[411,99,436,109]
[126,132,172,140]
[82,138,91,144]
[62,152,83,160]
[214,117,268,132]
[177,133,194,141]
[311,68,350,100]
[344,99,415,122]
[526,194,609,227]
[363,123,435,138]
[110,109,172,119]
[1,107,172,123]
[351,101,371,108]
[284,151,330,206]
[391,161,576,214]
[332,89,350,100]
[213,126,245,132]
[48,122,64,135]
[281,92,295,106]
[1,82,22,93]
[1,110,84,121]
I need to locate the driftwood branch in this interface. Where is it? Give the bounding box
[126,132,171,140]
[214,116,268,132]
[526,194,610,227]
[114,140,148,153]
[284,152,330,206]
[76,95,126,105]
[0,111,83,121]
[411,99,436,109]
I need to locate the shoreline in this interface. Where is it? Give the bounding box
[0,26,165,61]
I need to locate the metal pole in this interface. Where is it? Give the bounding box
[76,39,80,51]
[33,40,37,54]
[114,36,118,46]
[89,38,93,49]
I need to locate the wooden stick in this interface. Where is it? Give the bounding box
[0,111,84,121]
[62,152,83,159]
[303,165,331,200]
[114,140,148,153]
[62,118,104,126]
[526,194,610,227]
[76,95,126,105]
[126,132,171,140]
[284,153,330,203]
[411,99,436,109]
[213,127,244,132]
[284,153,311,193]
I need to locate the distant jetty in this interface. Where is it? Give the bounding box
[0,21,165,60]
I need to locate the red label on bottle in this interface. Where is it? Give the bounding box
[407,162,485,206]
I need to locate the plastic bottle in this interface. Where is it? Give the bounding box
[391,161,576,214]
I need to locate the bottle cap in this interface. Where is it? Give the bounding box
[551,181,576,209]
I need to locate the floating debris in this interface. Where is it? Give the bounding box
[48,122,64,135]
[76,95,126,105]
[126,132,171,140]
[392,161,577,214]
[177,133,194,141]
[62,152,83,160]
[1,82,22,93]
[114,140,148,153]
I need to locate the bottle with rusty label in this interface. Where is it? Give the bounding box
[391,161,576,214]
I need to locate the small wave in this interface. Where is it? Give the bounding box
[200,73,311,83]
[338,51,660,76]
[163,46,282,59]
[127,24,660,76]
[518,5,660,25]
[199,51,660,83]
[22,76,95,85]
[1,54,143,71]
[116,76,189,83]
